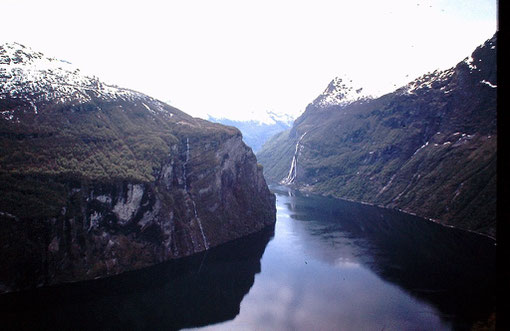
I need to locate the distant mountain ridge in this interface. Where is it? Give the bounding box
[208,110,293,153]
[257,33,497,236]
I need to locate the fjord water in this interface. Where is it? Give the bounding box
[194,187,495,330]
[0,187,495,330]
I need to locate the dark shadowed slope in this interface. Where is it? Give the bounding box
[0,43,276,292]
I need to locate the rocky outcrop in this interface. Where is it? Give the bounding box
[0,43,276,293]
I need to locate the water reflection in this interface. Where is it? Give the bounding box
[0,225,274,330]
[273,186,496,330]
[0,188,496,331]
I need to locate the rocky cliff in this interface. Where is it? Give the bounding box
[258,34,497,236]
[0,43,276,293]
[0,225,274,330]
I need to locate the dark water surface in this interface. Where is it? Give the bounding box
[0,187,496,330]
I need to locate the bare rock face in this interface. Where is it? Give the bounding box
[0,43,276,293]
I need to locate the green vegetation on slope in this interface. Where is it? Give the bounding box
[0,97,239,220]
[257,34,497,236]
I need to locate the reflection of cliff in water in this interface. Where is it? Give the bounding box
[0,225,275,330]
[274,187,495,330]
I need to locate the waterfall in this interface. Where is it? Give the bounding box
[183,138,190,191]
[282,131,307,185]
[182,137,209,250]
[192,200,209,250]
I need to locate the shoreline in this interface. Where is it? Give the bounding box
[271,183,497,242]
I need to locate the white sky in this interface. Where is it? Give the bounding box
[2,0,497,120]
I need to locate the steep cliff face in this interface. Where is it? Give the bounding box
[0,226,274,330]
[258,34,496,236]
[0,43,276,293]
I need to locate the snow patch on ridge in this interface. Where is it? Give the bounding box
[412,141,429,156]
[402,67,455,95]
[312,76,374,109]
[480,80,497,88]
[0,42,150,109]
[464,55,478,71]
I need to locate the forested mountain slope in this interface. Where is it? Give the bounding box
[0,43,276,292]
[258,34,497,236]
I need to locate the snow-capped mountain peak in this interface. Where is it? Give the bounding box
[0,42,142,107]
[1,43,49,66]
[207,109,294,126]
[400,67,456,95]
[312,76,373,109]
[399,33,497,96]
[259,110,294,125]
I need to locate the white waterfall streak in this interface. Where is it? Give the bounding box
[183,138,190,191]
[282,131,307,185]
[183,137,209,250]
[192,200,209,250]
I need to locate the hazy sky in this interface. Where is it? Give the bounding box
[2,0,497,120]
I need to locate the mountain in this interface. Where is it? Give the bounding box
[0,43,276,292]
[208,110,293,153]
[310,75,374,109]
[258,33,497,237]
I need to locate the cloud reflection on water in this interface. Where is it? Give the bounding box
[194,188,459,331]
